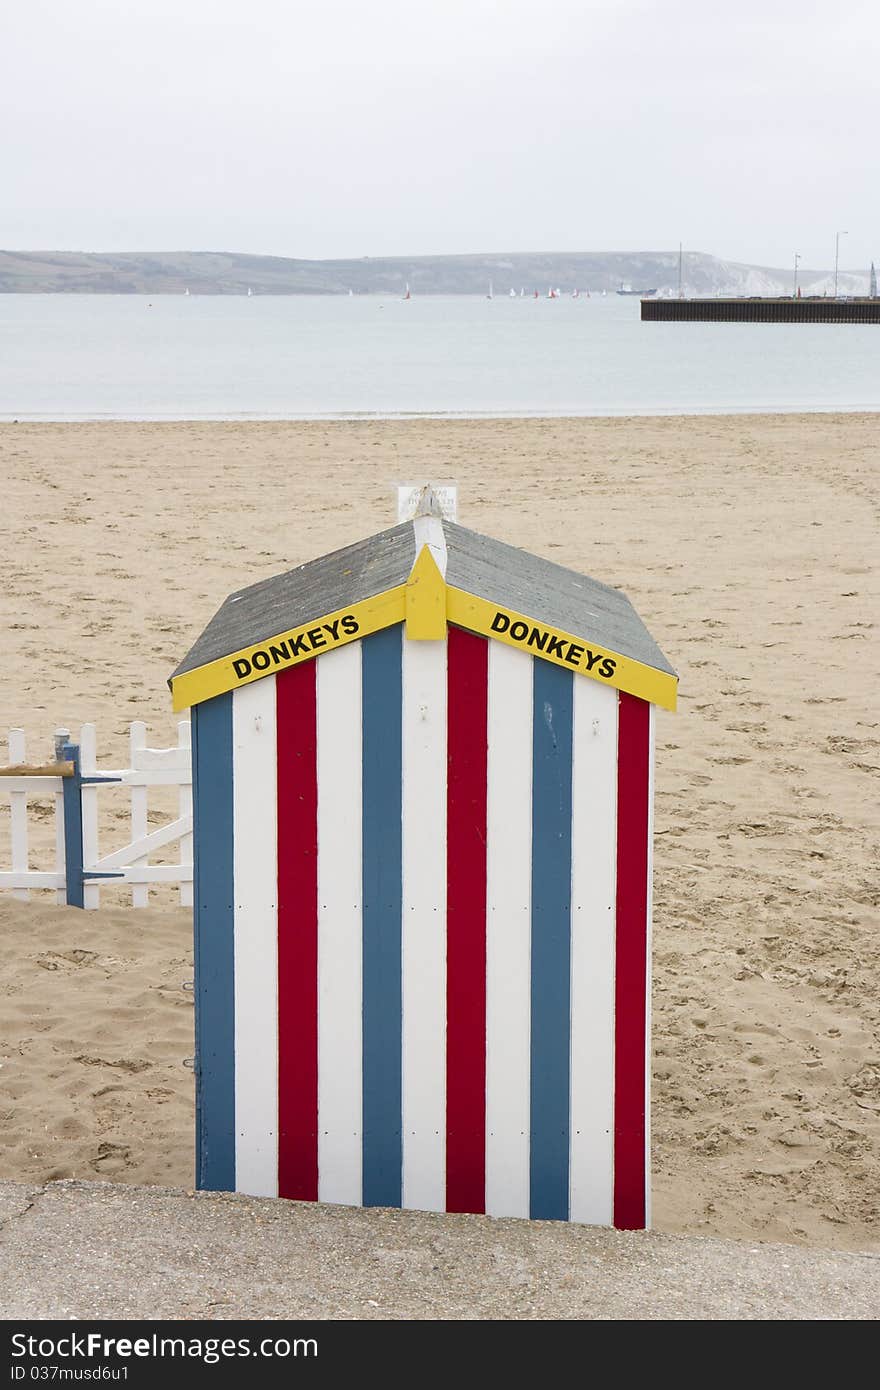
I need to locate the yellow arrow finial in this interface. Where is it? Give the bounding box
[405,544,447,640]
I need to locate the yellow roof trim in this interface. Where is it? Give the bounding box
[170,586,407,711]
[171,580,676,712]
[446,587,677,711]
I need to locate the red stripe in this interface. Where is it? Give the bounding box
[276,661,319,1201]
[613,691,650,1229]
[445,626,489,1214]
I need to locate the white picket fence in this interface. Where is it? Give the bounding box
[0,721,193,907]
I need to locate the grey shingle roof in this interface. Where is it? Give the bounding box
[171,523,415,679]
[171,519,674,682]
[442,521,675,676]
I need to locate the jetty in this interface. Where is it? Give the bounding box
[641,297,880,324]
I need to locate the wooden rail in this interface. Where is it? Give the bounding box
[0,761,74,778]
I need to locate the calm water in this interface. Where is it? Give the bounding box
[1,292,879,419]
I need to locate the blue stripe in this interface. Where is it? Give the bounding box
[529,659,573,1220]
[60,743,84,909]
[192,694,236,1192]
[361,625,403,1208]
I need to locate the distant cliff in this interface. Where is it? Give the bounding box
[0,247,867,296]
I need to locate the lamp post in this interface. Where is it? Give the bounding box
[833,231,847,298]
[793,252,801,298]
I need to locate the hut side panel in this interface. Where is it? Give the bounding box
[401,609,449,1212]
[361,626,404,1208]
[232,676,279,1200]
[569,674,619,1226]
[192,691,235,1193]
[614,692,653,1230]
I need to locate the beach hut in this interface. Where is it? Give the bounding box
[170,487,676,1229]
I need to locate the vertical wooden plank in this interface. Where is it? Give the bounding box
[61,742,84,910]
[445,626,488,1215]
[8,730,29,901]
[485,643,532,1219]
[233,678,278,1198]
[317,643,363,1206]
[276,660,319,1202]
[401,631,447,1212]
[361,626,403,1209]
[613,692,651,1231]
[529,660,573,1221]
[569,679,618,1227]
[79,723,100,909]
[178,720,193,908]
[54,728,69,904]
[129,722,149,908]
[644,704,656,1229]
[192,695,236,1192]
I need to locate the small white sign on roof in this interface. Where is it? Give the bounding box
[396,481,458,523]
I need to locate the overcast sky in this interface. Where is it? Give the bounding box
[3,0,877,270]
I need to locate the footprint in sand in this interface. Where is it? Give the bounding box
[90,1142,132,1175]
[74,1055,151,1073]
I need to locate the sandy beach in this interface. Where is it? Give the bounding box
[1,414,877,1253]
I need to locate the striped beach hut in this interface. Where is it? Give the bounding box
[170,488,676,1229]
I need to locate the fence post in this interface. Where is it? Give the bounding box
[8,730,29,902]
[54,729,70,904]
[79,723,100,909]
[61,742,84,909]
[129,721,149,908]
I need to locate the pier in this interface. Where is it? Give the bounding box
[641,297,880,324]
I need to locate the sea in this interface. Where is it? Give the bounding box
[1,292,879,420]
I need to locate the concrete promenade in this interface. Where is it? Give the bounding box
[2,1180,878,1320]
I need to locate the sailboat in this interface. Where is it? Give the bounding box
[548,286,557,299]
[403,283,411,301]
[509,287,516,297]
[487,281,494,299]
[184,288,191,297]
[520,287,525,297]
[247,287,253,297]
[533,289,539,298]
[573,288,579,299]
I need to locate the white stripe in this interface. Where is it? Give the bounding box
[232,678,278,1198]
[644,703,655,1229]
[317,643,363,1205]
[412,514,448,576]
[485,643,532,1218]
[568,678,619,1226]
[401,634,447,1211]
